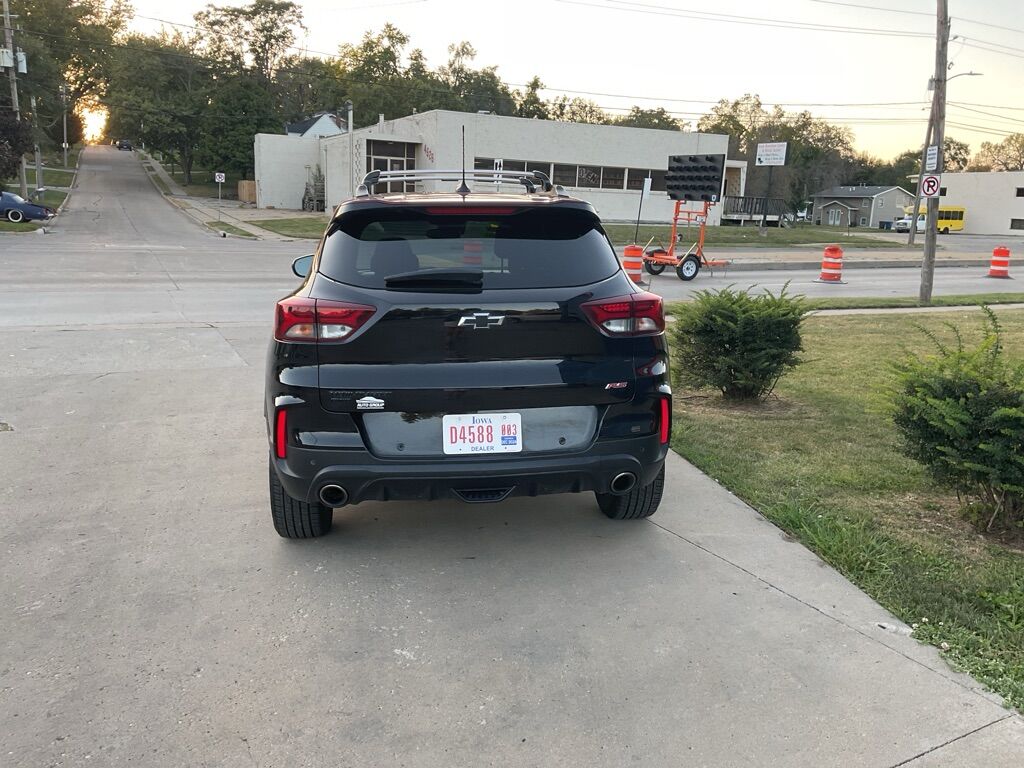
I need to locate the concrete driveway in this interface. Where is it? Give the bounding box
[1,147,1021,766]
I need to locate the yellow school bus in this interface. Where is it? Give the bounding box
[902,205,967,233]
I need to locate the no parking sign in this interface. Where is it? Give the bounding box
[921,174,941,198]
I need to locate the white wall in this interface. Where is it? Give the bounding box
[939,171,1024,235]
[254,133,320,209]
[432,111,730,223]
[259,110,733,224]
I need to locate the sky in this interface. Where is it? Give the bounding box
[126,0,1024,160]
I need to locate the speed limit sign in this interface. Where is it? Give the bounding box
[921,174,941,198]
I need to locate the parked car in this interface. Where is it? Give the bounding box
[893,214,925,233]
[0,190,55,223]
[116,139,134,151]
[265,168,671,538]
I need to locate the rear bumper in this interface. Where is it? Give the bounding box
[273,434,668,505]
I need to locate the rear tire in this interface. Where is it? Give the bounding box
[269,461,333,538]
[676,256,700,281]
[596,464,665,520]
[7,209,24,223]
[644,260,666,275]
[941,227,950,234]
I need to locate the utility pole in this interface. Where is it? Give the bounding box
[919,0,949,305]
[906,118,932,248]
[2,0,28,198]
[60,84,68,167]
[30,94,42,193]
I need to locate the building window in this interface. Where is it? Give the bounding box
[502,160,527,172]
[1016,188,1024,197]
[575,165,600,188]
[859,216,867,226]
[940,187,947,196]
[626,168,649,190]
[861,198,870,208]
[877,197,885,207]
[553,164,576,186]
[1011,218,1024,230]
[474,157,494,171]
[601,167,625,189]
[526,161,551,177]
[368,141,416,192]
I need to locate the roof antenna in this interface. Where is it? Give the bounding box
[456,125,470,196]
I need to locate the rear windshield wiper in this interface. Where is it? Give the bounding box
[383,268,484,292]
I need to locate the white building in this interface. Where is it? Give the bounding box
[255,110,742,223]
[937,171,1024,236]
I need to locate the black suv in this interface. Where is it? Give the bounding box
[266,169,671,538]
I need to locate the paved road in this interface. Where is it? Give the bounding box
[2,146,1022,767]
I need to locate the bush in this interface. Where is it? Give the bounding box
[672,286,806,400]
[892,308,1024,531]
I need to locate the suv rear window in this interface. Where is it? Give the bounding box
[318,206,620,290]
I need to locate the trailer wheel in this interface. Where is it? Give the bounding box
[644,260,666,275]
[676,256,700,281]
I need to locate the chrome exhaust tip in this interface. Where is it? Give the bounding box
[610,472,637,495]
[318,484,349,508]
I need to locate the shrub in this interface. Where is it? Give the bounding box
[892,308,1024,531]
[672,285,806,400]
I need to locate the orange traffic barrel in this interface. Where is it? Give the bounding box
[987,246,1011,279]
[817,245,845,283]
[623,245,644,284]
[463,240,483,266]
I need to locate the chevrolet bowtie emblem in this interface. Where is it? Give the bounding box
[458,312,505,329]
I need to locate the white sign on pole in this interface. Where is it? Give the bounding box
[925,145,938,172]
[755,142,788,166]
[641,175,652,201]
[214,172,226,183]
[921,174,942,198]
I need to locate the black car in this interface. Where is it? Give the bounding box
[116,139,134,151]
[266,169,671,538]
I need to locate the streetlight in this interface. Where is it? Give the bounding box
[928,70,983,90]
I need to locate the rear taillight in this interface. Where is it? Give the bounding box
[274,298,375,342]
[581,292,665,336]
[658,397,671,444]
[275,408,288,459]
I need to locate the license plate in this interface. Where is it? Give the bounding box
[442,413,522,455]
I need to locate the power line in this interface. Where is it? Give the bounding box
[808,0,1024,36]
[555,0,933,38]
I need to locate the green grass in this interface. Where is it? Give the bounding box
[168,168,243,199]
[205,220,256,239]
[606,222,909,249]
[0,220,42,232]
[670,309,1024,710]
[147,170,172,196]
[805,294,1024,311]
[40,167,76,187]
[5,186,67,209]
[253,217,327,239]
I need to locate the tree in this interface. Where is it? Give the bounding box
[614,107,684,131]
[197,76,279,178]
[10,0,128,149]
[439,43,516,115]
[514,77,548,120]
[0,110,33,183]
[105,33,212,183]
[973,133,1024,171]
[194,0,304,85]
[548,96,609,125]
[944,137,971,171]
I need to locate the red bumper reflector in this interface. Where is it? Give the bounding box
[659,398,671,444]
[275,409,288,459]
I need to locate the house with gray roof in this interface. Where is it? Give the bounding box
[285,112,347,138]
[811,184,914,228]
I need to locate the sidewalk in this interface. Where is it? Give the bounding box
[140,152,324,241]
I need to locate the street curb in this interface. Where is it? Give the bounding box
[718,258,990,272]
